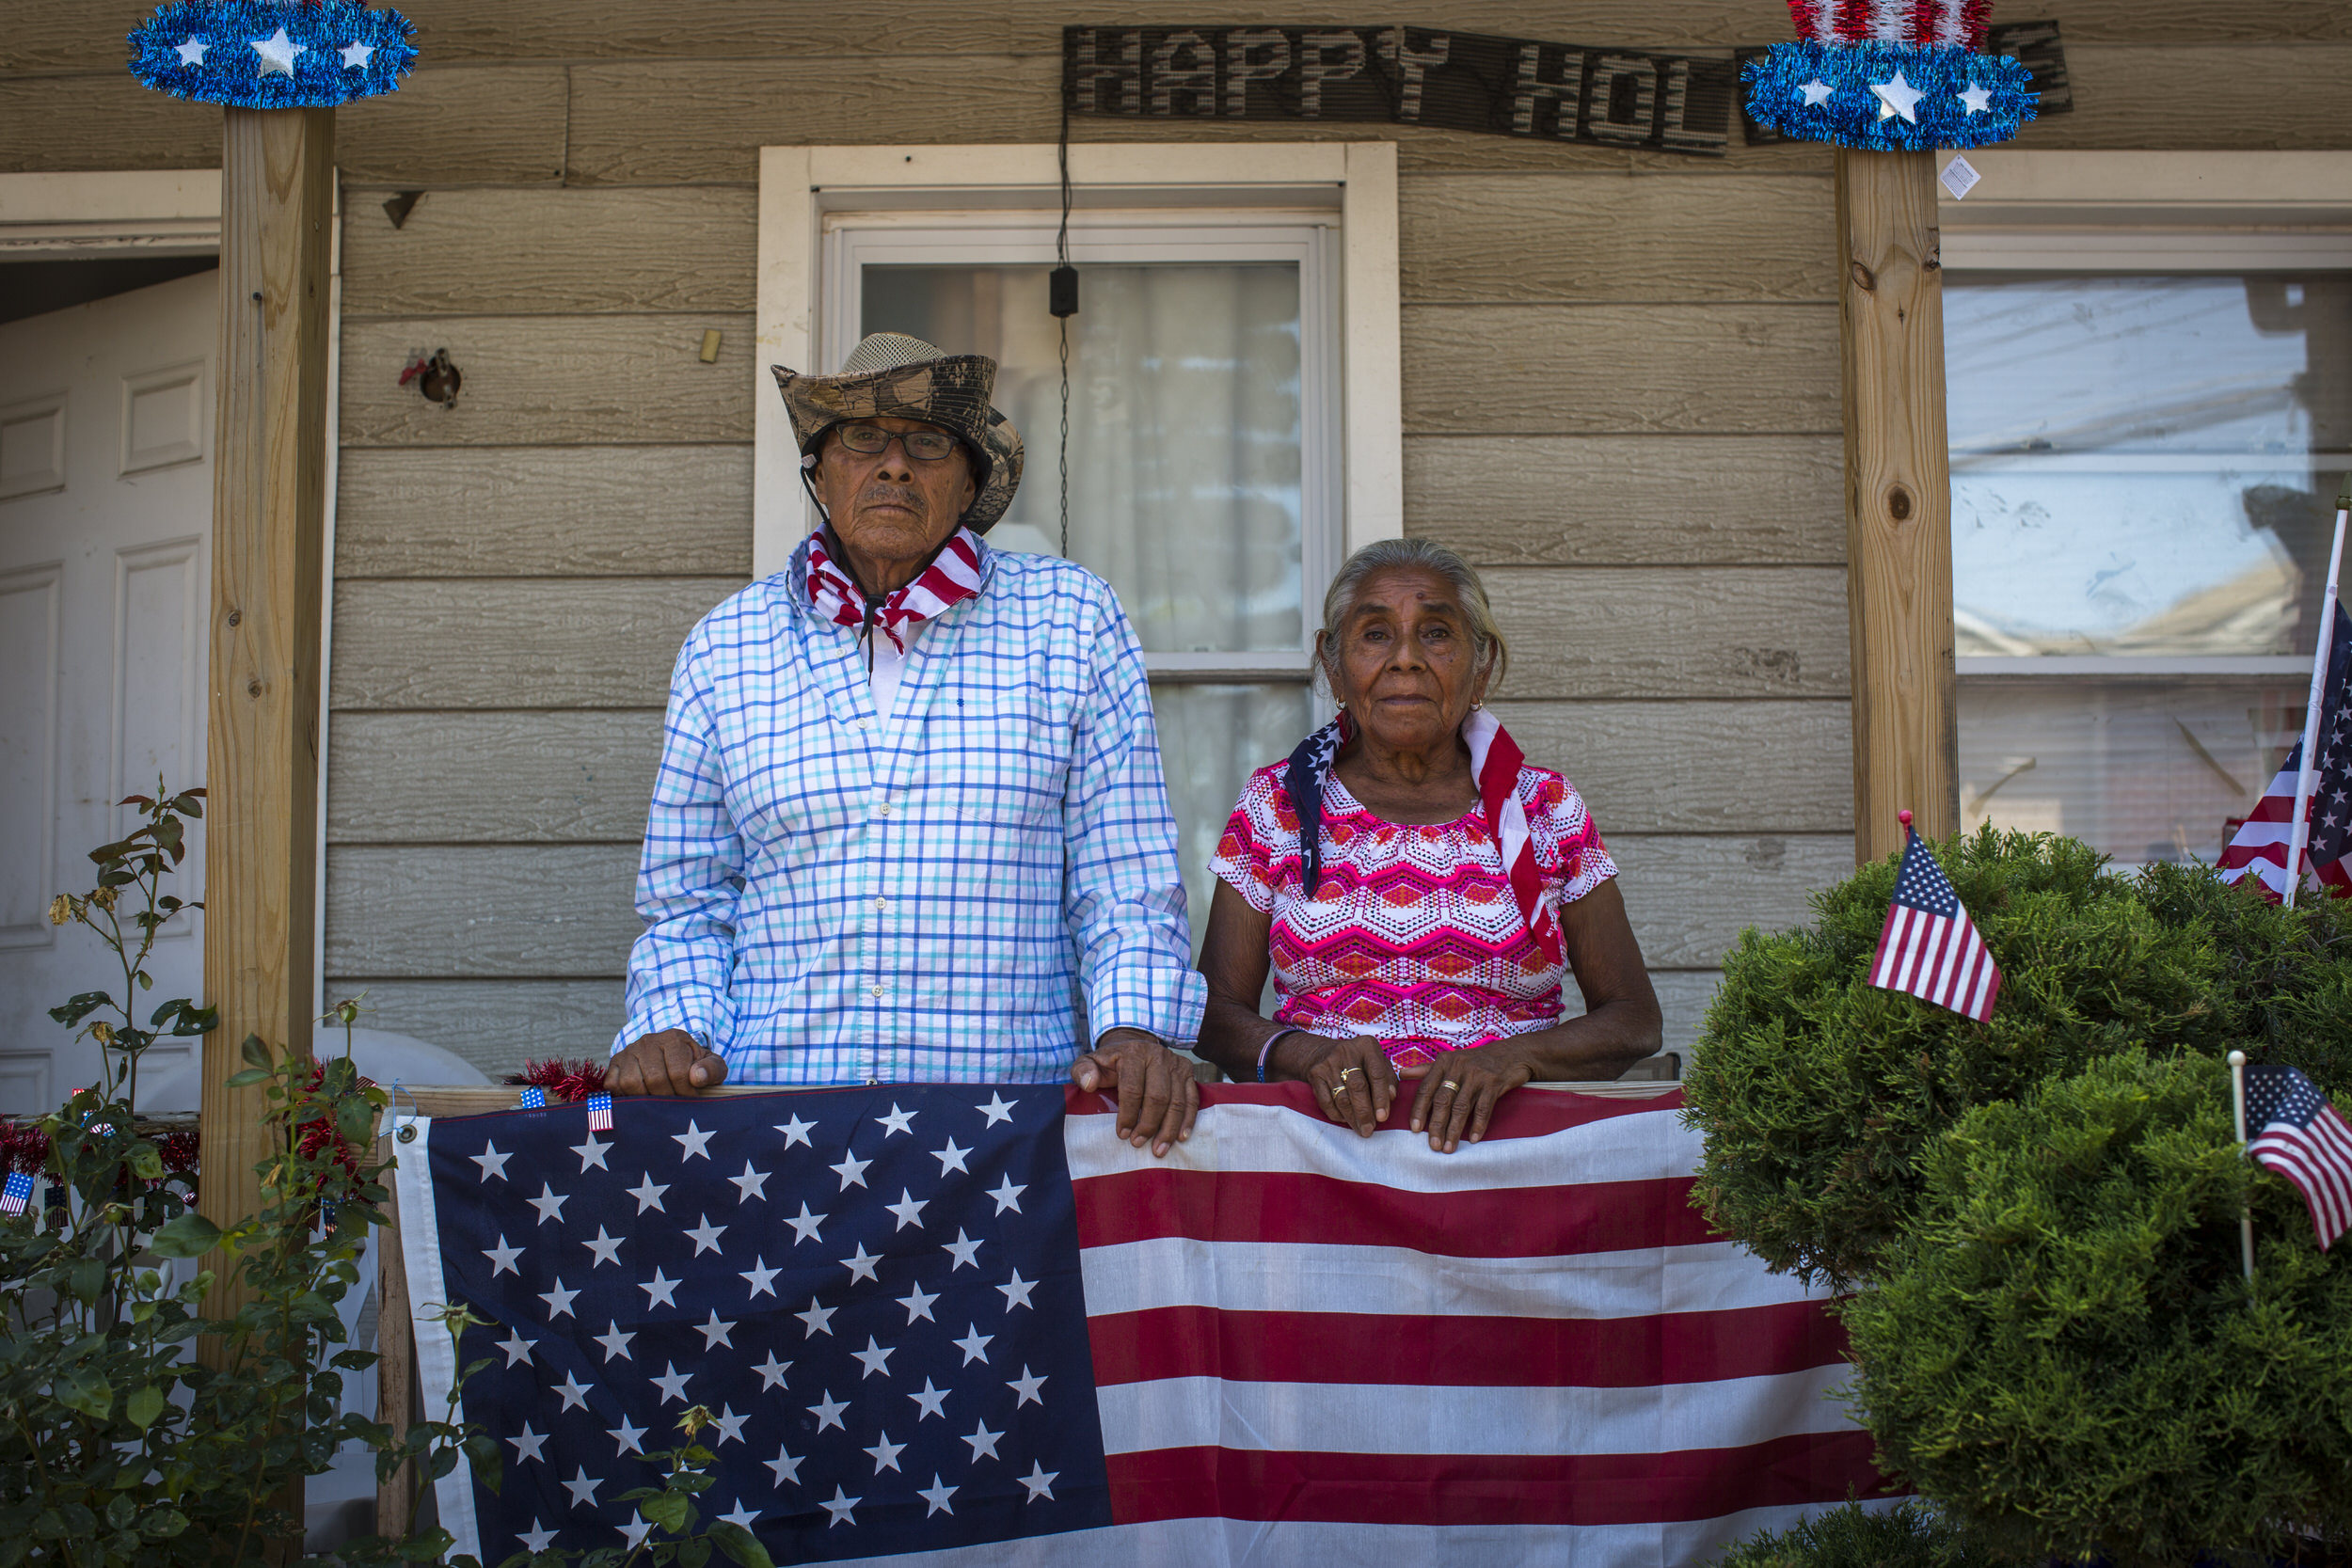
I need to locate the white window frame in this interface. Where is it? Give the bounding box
[1939,150,2352,681]
[752,141,1402,599]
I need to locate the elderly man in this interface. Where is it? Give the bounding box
[607,332,1205,1155]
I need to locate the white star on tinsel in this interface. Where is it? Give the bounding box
[765,1445,803,1484]
[727,1160,770,1202]
[739,1257,781,1298]
[996,1269,1038,1311]
[1958,83,1993,115]
[650,1363,691,1403]
[470,1141,510,1180]
[339,40,374,71]
[249,28,304,76]
[977,1092,1015,1127]
[507,1423,548,1464]
[876,1102,917,1137]
[851,1336,897,1379]
[773,1113,816,1149]
[986,1175,1025,1215]
[753,1350,792,1390]
[607,1415,646,1455]
[1871,69,1923,123]
[696,1309,737,1350]
[481,1235,522,1276]
[582,1226,625,1268]
[961,1419,1003,1461]
[637,1268,680,1308]
[797,1296,837,1338]
[954,1323,993,1365]
[1798,77,1834,107]
[593,1321,636,1363]
[807,1391,850,1433]
[897,1282,939,1323]
[884,1189,929,1231]
[1019,1461,1058,1502]
[864,1431,906,1472]
[820,1485,860,1527]
[517,1521,557,1553]
[1007,1365,1047,1407]
[785,1201,826,1244]
[919,1474,958,1516]
[943,1228,983,1270]
[672,1119,715,1162]
[908,1378,949,1419]
[572,1133,611,1173]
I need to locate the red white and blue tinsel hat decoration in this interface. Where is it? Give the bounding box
[1745,1,2035,150]
[129,1,415,109]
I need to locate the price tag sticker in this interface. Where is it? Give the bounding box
[1938,154,1983,200]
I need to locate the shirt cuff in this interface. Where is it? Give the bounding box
[1086,967,1208,1047]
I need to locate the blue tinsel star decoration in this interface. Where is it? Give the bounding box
[129,1,415,109]
[1745,40,2034,150]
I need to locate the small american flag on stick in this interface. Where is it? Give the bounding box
[2245,1064,2352,1250]
[1868,812,2001,1022]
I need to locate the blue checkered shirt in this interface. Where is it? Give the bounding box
[613,535,1205,1083]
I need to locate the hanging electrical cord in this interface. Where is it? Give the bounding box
[1050,88,1079,561]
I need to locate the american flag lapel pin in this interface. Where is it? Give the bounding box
[518,1086,547,1109]
[587,1092,613,1132]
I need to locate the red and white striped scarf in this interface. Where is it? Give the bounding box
[803,525,986,653]
[1284,705,1565,967]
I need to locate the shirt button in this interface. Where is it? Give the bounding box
[857,718,871,730]
[870,984,886,997]
[874,895,888,911]
[878,802,892,816]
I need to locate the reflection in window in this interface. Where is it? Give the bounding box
[1947,269,2351,866]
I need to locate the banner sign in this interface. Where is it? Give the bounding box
[1063,26,1737,157]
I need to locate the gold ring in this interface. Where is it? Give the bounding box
[1440,1079,1460,1092]
[1335,1066,1359,1084]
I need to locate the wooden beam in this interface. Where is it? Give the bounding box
[199,106,335,1327]
[1836,149,1958,863]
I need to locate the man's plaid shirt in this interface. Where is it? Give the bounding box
[613,533,1206,1083]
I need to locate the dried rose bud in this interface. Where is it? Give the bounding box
[91,1022,115,1047]
[90,887,118,911]
[47,895,71,926]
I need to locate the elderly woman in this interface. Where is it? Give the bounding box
[1197,539,1661,1151]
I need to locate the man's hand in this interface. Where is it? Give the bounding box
[1069,1028,1199,1157]
[608,1029,727,1097]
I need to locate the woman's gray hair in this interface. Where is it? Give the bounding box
[1315,537,1508,695]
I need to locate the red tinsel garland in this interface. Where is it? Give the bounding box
[507,1058,609,1104]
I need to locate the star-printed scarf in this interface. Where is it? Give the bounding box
[1283,705,1565,966]
[803,525,987,654]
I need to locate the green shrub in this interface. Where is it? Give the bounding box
[1708,1500,1995,1568]
[1682,829,2352,1288]
[1842,1051,2352,1565]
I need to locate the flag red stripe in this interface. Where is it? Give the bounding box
[1066,1081,1682,1142]
[1073,1167,1720,1258]
[1105,1430,1897,1527]
[1085,1300,1850,1390]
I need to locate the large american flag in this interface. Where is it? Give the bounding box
[2245,1064,2352,1251]
[1868,826,2001,1022]
[392,1084,1893,1564]
[2219,601,2352,902]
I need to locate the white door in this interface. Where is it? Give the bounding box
[0,268,216,1116]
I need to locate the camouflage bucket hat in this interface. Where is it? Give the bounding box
[771,332,1025,534]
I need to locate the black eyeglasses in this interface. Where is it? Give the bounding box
[834,423,960,462]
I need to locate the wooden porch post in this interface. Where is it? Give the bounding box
[198,105,335,1325]
[1836,147,1959,864]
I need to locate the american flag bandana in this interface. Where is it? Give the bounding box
[804,526,987,656]
[2245,1064,2352,1250]
[1282,706,1564,967]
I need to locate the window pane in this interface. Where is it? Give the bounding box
[1960,679,2305,867]
[1947,273,2351,657]
[864,263,1304,654]
[1149,682,1316,958]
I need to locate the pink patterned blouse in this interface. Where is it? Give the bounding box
[1208,762,1618,1069]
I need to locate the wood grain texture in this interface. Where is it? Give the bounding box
[325,980,628,1077]
[1402,304,1841,436]
[1485,565,1851,700]
[2023,45,2352,150]
[335,447,753,578]
[1406,435,1845,566]
[0,69,564,182]
[324,835,1832,980]
[1837,150,1957,863]
[14,3,2351,73]
[1493,699,1852,833]
[342,187,758,317]
[328,711,664,843]
[325,844,642,977]
[199,108,334,1333]
[564,58,1056,184]
[339,317,755,448]
[1608,833,1852,969]
[330,577,741,710]
[1400,174,1836,304]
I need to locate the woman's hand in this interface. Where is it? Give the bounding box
[1283,1034,1403,1138]
[1408,1039,1534,1153]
